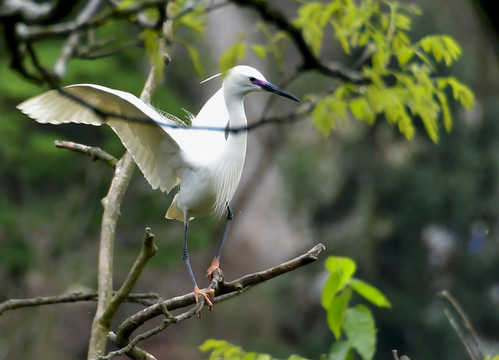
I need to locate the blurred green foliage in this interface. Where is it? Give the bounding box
[294,0,474,141]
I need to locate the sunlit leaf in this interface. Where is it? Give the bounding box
[420,35,461,65]
[327,288,352,339]
[437,77,475,110]
[312,97,335,137]
[396,47,414,66]
[325,256,357,280]
[395,14,411,30]
[350,278,391,308]
[435,90,452,132]
[349,97,375,124]
[312,95,347,137]
[294,2,324,55]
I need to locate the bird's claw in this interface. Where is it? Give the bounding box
[194,285,215,312]
[206,257,223,281]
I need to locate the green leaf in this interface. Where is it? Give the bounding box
[420,35,462,65]
[437,77,475,111]
[294,2,325,55]
[396,47,414,66]
[185,43,204,77]
[343,305,376,360]
[442,35,462,61]
[176,10,205,34]
[321,256,356,307]
[325,257,357,285]
[327,288,352,339]
[312,97,335,137]
[435,90,452,132]
[219,42,246,73]
[328,340,353,360]
[349,97,375,124]
[350,278,391,308]
[251,44,268,59]
[312,95,347,137]
[140,29,163,79]
[395,14,411,30]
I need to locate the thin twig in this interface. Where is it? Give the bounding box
[54,0,104,78]
[100,228,157,326]
[55,140,118,167]
[0,292,160,316]
[439,290,484,360]
[392,349,410,360]
[103,301,200,360]
[443,308,478,360]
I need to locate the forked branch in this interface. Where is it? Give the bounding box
[103,243,325,360]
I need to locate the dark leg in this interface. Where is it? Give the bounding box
[182,221,197,288]
[207,204,233,280]
[183,220,214,310]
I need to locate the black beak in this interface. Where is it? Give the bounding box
[259,81,300,102]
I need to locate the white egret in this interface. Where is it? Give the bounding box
[17,65,300,308]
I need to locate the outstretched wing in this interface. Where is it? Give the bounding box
[17,84,184,193]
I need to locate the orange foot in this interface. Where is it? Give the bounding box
[194,285,215,312]
[206,257,222,281]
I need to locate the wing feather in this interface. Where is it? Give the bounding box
[17,84,183,193]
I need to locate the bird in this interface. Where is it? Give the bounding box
[17,65,300,309]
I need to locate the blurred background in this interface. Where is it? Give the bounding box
[0,0,498,359]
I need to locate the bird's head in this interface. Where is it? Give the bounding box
[223,65,300,102]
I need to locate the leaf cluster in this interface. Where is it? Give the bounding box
[293,0,474,142]
[321,256,390,360]
[199,340,308,360]
[219,25,289,74]
[199,256,390,360]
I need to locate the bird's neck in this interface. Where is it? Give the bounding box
[222,87,248,129]
[207,86,248,216]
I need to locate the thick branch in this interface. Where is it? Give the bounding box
[87,150,136,359]
[87,13,169,358]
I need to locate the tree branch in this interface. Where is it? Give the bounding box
[105,243,325,359]
[55,140,118,167]
[228,0,366,83]
[87,7,170,357]
[53,0,103,78]
[0,292,160,316]
[87,149,136,359]
[100,228,157,326]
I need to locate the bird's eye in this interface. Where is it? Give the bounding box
[249,77,256,83]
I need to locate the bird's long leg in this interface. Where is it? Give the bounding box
[207,204,234,280]
[183,219,214,310]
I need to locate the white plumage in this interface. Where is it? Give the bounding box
[17,65,299,306]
